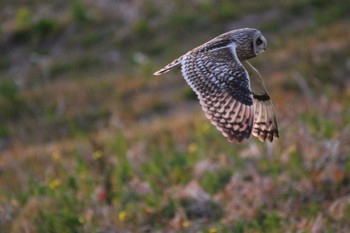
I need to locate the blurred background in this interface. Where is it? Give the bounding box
[0,0,350,232]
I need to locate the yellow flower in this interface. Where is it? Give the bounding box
[188,143,198,154]
[208,227,218,233]
[118,210,127,222]
[92,150,103,160]
[48,178,61,190]
[78,217,85,223]
[51,150,61,161]
[182,220,190,228]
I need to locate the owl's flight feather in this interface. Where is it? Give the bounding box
[181,45,254,143]
[243,61,279,142]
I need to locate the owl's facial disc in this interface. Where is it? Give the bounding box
[254,34,267,55]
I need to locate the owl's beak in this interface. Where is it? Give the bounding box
[256,48,266,55]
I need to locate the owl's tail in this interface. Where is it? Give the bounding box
[153,57,183,75]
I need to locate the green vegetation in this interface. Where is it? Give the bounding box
[70,0,89,23]
[0,0,350,232]
[0,80,24,120]
[13,7,59,42]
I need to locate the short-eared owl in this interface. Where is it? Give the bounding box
[154,28,279,143]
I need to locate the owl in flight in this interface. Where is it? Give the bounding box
[154,28,279,143]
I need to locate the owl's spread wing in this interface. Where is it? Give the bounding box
[243,61,279,142]
[181,45,254,143]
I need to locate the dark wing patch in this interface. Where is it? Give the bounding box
[181,46,254,143]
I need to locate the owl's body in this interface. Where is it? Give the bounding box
[154,28,279,143]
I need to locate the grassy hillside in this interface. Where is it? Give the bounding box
[1,0,350,232]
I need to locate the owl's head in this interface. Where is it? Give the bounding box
[230,28,267,60]
[253,32,267,56]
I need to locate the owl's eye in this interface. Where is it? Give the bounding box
[256,38,263,45]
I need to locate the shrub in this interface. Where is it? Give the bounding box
[32,18,57,39]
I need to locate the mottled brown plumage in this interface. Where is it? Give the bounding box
[154,28,279,143]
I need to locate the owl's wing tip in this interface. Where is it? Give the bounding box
[154,59,182,76]
[227,137,243,143]
[153,70,162,76]
[253,129,279,143]
[226,132,252,143]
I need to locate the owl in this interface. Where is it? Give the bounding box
[154,28,279,143]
